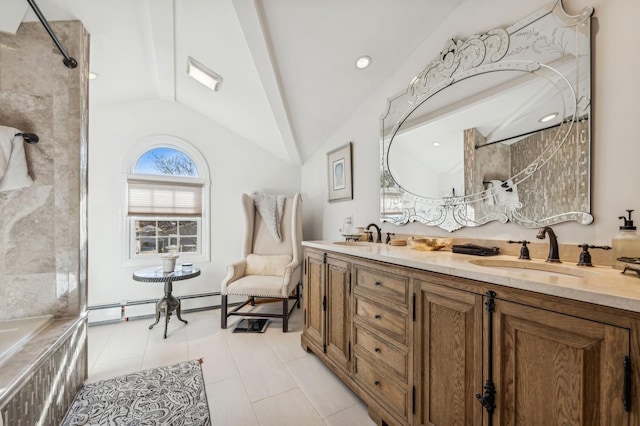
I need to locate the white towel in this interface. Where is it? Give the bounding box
[485,179,519,206]
[252,192,286,242]
[485,180,501,206]
[494,179,519,205]
[0,126,33,192]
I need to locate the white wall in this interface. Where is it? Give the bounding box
[302,0,640,246]
[88,99,301,308]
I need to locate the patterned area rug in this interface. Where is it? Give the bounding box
[62,360,211,425]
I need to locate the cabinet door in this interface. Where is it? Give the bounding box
[415,280,484,426]
[304,251,325,351]
[493,300,630,425]
[326,256,351,373]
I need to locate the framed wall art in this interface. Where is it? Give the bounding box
[327,142,352,202]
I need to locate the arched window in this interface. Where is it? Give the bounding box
[125,136,209,263]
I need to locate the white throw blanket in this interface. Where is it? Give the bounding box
[252,192,286,242]
[0,126,33,192]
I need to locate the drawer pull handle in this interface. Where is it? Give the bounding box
[375,314,381,319]
[375,281,382,286]
[374,380,380,386]
[374,348,381,353]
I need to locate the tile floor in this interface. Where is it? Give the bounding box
[87,304,375,426]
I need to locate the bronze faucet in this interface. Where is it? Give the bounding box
[536,226,561,263]
[366,223,382,243]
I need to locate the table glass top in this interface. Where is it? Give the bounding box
[133,266,201,282]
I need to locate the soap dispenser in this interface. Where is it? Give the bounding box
[612,210,640,269]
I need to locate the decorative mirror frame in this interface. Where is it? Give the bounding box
[380,0,594,232]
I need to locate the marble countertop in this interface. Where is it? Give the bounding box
[303,240,640,313]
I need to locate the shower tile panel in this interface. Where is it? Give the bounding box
[0,21,89,320]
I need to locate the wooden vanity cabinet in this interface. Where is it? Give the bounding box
[492,298,631,425]
[302,249,352,375]
[414,273,634,426]
[414,278,484,426]
[302,247,639,426]
[352,260,412,424]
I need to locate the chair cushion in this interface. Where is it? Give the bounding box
[225,275,285,298]
[245,254,292,276]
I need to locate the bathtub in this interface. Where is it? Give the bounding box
[0,315,87,425]
[0,315,53,367]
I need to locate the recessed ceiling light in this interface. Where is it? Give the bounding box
[89,72,98,80]
[433,142,440,147]
[539,112,559,123]
[187,56,223,91]
[355,55,372,70]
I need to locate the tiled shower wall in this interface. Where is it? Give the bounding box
[0,21,89,320]
[510,120,589,220]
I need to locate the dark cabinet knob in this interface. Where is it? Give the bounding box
[374,314,381,319]
[374,348,381,353]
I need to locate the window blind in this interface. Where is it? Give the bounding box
[128,179,202,215]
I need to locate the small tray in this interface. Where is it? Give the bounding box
[452,243,500,256]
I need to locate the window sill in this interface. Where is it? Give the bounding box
[121,253,209,268]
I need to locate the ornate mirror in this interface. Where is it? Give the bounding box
[380,0,593,232]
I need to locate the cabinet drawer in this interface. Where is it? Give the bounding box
[354,325,408,381]
[355,296,408,344]
[354,355,408,419]
[355,266,408,305]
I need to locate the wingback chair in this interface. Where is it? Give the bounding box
[221,193,302,332]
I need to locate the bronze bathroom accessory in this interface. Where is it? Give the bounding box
[507,240,530,260]
[26,0,78,68]
[536,226,561,263]
[577,244,611,266]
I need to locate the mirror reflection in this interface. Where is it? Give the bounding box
[380,0,593,232]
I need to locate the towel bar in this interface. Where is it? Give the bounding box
[15,133,39,144]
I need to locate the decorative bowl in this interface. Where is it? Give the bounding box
[407,237,452,251]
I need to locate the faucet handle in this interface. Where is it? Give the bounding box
[507,240,531,260]
[365,231,373,243]
[577,244,612,267]
[385,232,395,244]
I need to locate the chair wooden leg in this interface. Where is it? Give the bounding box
[221,295,228,329]
[283,298,289,332]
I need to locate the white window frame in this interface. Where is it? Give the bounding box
[129,216,202,258]
[122,135,210,267]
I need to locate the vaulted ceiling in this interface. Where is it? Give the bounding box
[3,0,463,164]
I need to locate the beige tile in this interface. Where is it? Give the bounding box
[86,323,114,370]
[206,376,259,426]
[146,316,189,344]
[260,308,309,364]
[324,401,376,426]
[252,388,325,426]
[185,310,222,346]
[86,309,372,425]
[189,333,239,383]
[87,355,143,383]
[141,343,190,370]
[264,329,311,364]
[224,332,297,401]
[285,355,360,418]
[146,322,189,350]
[97,320,150,362]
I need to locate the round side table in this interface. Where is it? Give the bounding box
[133,266,201,338]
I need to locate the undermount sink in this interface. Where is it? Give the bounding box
[468,258,600,279]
